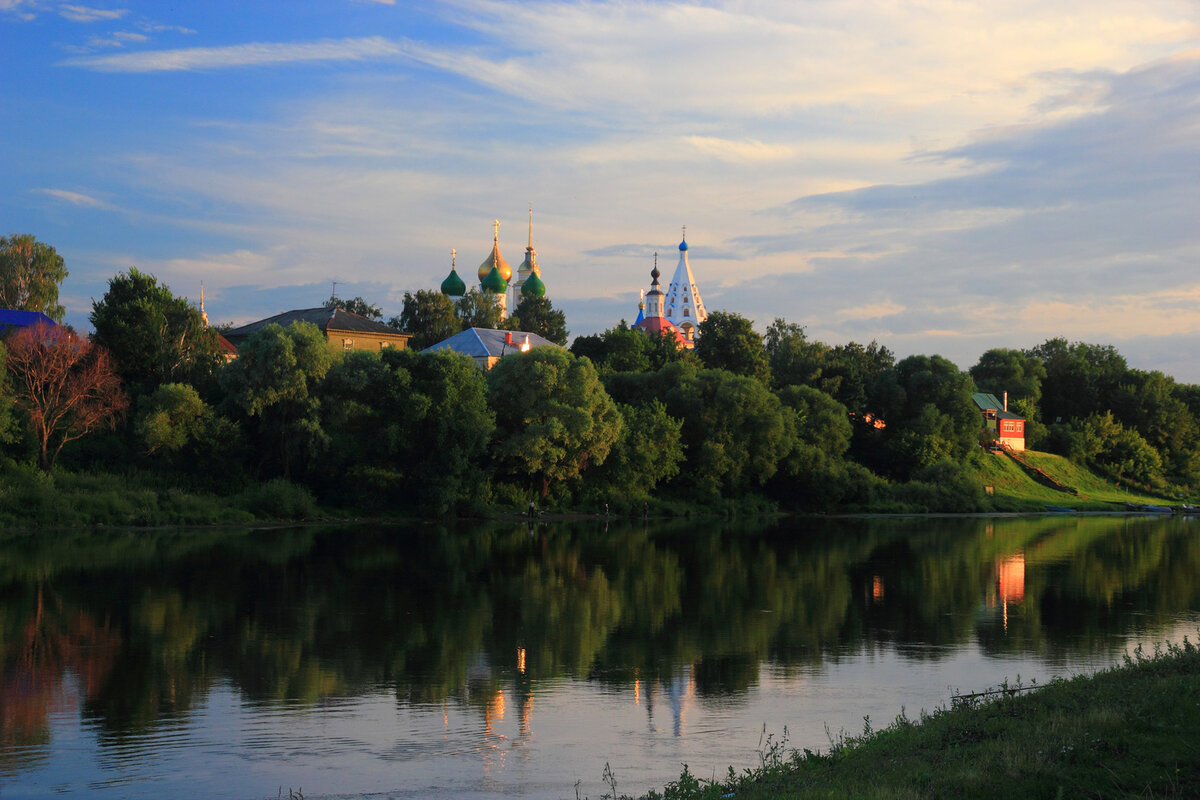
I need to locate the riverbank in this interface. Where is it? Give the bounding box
[630,638,1200,800]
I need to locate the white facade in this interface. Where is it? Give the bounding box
[664,237,707,344]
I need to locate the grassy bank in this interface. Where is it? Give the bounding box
[975,449,1174,511]
[625,638,1200,799]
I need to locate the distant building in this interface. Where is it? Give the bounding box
[224,307,412,354]
[441,209,548,319]
[0,309,58,337]
[423,327,560,370]
[662,230,707,344]
[973,392,1026,451]
[632,253,687,348]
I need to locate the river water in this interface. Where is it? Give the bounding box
[1,515,1197,799]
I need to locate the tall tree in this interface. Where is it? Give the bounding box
[90,269,224,393]
[324,295,383,321]
[694,311,770,384]
[764,318,830,390]
[219,321,333,480]
[487,348,622,499]
[390,290,461,350]
[5,322,127,473]
[505,295,569,346]
[0,234,68,321]
[455,289,504,330]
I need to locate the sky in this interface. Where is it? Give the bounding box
[2,0,1198,378]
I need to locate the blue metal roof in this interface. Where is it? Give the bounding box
[0,309,57,333]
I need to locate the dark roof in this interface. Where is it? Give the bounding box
[422,327,559,358]
[0,309,57,333]
[224,307,407,341]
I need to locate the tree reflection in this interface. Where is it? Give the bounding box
[0,515,1198,771]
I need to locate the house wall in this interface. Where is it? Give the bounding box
[327,328,411,354]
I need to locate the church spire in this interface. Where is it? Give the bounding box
[199,281,208,326]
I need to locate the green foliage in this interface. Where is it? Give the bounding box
[694,310,770,384]
[505,294,569,346]
[219,321,333,479]
[0,233,68,321]
[1070,411,1163,485]
[317,348,494,514]
[135,383,209,454]
[324,295,382,320]
[455,288,504,330]
[764,318,829,390]
[571,321,693,376]
[391,289,462,350]
[89,268,225,392]
[487,348,623,499]
[666,364,796,498]
[874,354,980,479]
[235,478,318,519]
[1027,338,1128,424]
[581,400,685,503]
[970,348,1045,405]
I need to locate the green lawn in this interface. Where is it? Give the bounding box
[630,639,1200,800]
[974,450,1174,511]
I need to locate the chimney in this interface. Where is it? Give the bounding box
[1003,391,1008,411]
[504,331,514,345]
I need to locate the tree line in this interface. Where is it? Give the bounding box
[2,233,1198,515]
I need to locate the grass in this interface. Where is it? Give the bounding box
[974,449,1174,511]
[619,638,1200,800]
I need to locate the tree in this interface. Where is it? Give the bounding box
[970,348,1045,406]
[487,348,623,499]
[505,295,569,346]
[873,354,980,478]
[219,321,333,480]
[90,268,225,393]
[571,322,694,376]
[455,289,504,330]
[764,318,829,390]
[5,322,128,473]
[0,234,68,322]
[390,290,462,350]
[135,383,210,455]
[694,311,770,384]
[1026,338,1128,424]
[582,399,684,504]
[325,295,383,321]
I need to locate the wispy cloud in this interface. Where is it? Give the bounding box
[62,35,408,72]
[36,188,108,208]
[58,4,127,23]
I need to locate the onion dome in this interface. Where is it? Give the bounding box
[441,249,466,296]
[521,270,546,297]
[679,238,688,251]
[481,264,508,294]
[478,219,512,283]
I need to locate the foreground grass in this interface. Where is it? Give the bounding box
[629,639,1200,800]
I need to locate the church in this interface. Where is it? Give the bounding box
[439,207,546,317]
[633,230,707,349]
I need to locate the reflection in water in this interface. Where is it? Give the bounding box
[0,516,1197,798]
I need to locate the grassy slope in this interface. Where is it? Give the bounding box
[974,450,1171,511]
[637,640,1200,800]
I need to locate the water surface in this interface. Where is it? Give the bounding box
[1,515,1197,798]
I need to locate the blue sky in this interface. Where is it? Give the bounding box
[3,0,1199,378]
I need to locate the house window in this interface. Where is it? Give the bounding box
[343,338,354,351]
[1002,421,1014,432]
[1016,422,1023,433]
[380,342,392,349]
[683,308,689,317]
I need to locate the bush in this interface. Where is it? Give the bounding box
[236,479,318,520]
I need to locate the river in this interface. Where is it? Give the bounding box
[1,515,1197,798]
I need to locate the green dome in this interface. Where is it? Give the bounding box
[521,270,546,297]
[481,264,508,294]
[441,267,466,297]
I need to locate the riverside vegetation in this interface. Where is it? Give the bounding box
[2,237,1200,524]
[617,639,1200,800]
